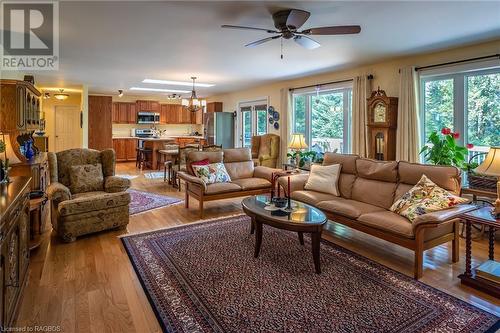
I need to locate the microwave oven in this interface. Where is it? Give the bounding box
[137,112,160,124]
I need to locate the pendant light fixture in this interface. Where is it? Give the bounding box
[182,77,207,112]
[54,89,69,101]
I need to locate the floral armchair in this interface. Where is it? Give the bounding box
[46,148,131,242]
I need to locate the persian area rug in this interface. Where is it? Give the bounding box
[121,215,499,333]
[115,174,139,180]
[128,189,182,215]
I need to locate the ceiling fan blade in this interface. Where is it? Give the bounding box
[301,25,361,35]
[293,35,320,50]
[221,25,278,34]
[245,35,281,48]
[285,9,310,30]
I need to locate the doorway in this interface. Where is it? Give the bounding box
[55,106,81,152]
[239,99,268,147]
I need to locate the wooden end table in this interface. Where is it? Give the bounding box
[242,195,327,274]
[458,207,500,298]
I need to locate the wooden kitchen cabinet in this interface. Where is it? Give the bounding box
[113,139,137,162]
[128,103,137,123]
[113,102,137,124]
[191,109,203,125]
[112,103,120,124]
[206,102,222,113]
[126,139,138,160]
[113,139,127,161]
[136,100,159,112]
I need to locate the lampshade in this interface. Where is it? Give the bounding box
[475,147,500,177]
[288,133,308,150]
[0,133,21,164]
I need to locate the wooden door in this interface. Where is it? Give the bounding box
[128,103,137,124]
[89,95,112,150]
[55,105,81,152]
[113,139,127,161]
[112,103,120,123]
[126,139,137,160]
[118,103,128,123]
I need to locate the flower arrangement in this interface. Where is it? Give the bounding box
[287,151,324,167]
[419,127,472,170]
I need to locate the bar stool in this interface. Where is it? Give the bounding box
[157,144,179,184]
[136,147,153,170]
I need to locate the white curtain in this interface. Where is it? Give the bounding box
[279,87,292,164]
[351,75,370,157]
[396,67,420,162]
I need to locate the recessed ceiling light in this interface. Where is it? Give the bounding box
[142,79,215,87]
[130,87,190,93]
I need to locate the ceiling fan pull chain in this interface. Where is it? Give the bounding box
[280,38,283,59]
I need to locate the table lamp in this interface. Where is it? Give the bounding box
[474,147,500,218]
[288,133,308,167]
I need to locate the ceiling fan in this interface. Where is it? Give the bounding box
[221,9,361,57]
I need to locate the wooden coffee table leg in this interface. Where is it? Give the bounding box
[298,232,304,245]
[465,220,472,277]
[254,220,263,258]
[250,217,255,235]
[311,231,321,274]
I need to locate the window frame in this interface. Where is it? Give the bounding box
[292,87,352,154]
[419,66,500,152]
[237,99,268,147]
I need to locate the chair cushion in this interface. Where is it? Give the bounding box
[205,182,242,195]
[69,163,104,194]
[390,175,469,222]
[316,197,384,219]
[304,164,341,196]
[357,211,414,238]
[59,191,130,217]
[232,178,271,190]
[291,190,339,207]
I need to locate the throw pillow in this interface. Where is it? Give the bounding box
[189,158,210,175]
[304,163,341,196]
[390,174,469,222]
[69,163,104,194]
[192,162,232,185]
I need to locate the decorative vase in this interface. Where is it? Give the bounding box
[24,140,35,160]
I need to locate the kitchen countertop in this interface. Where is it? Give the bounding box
[112,135,204,140]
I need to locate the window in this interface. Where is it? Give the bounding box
[238,100,268,147]
[420,65,500,161]
[292,86,352,153]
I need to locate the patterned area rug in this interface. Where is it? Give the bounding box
[121,215,500,333]
[128,189,182,215]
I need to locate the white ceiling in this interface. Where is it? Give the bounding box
[21,1,500,98]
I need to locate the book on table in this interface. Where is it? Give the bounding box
[475,260,500,284]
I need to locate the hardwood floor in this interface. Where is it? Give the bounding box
[15,162,500,332]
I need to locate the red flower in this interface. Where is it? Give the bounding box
[452,132,460,139]
[441,128,451,135]
[466,143,474,149]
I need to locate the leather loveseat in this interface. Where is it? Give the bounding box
[278,152,475,279]
[178,148,278,218]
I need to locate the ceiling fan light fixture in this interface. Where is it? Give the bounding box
[54,89,69,101]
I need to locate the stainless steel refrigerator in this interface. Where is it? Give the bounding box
[204,112,235,148]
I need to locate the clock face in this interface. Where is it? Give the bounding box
[374,102,387,123]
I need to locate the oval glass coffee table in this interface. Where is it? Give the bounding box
[242,195,327,274]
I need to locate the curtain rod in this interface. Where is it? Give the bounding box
[289,75,373,92]
[414,54,500,71]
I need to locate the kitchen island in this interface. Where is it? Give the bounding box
[112,136,206,169]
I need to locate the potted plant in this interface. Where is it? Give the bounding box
[419,128,469,169]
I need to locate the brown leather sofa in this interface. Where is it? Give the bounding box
[279,153,475,279]
[251,134,280,168]
[178,148,278,218]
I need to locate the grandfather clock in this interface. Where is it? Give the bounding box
[367,88,398,161]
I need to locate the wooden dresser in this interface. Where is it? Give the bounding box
[0,177,31,327]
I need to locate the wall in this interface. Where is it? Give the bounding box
[208,39,500,141]
[42,92,83,152]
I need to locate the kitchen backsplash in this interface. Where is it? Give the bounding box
[112,124,203,137]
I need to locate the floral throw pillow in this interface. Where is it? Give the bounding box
[69,163,104,194]
[192,162,232,185]
[390,174,468,222]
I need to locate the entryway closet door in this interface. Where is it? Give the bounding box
[55,105,81,152]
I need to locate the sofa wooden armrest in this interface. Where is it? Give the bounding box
[177,171,207,192]
[413,204,476,227]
